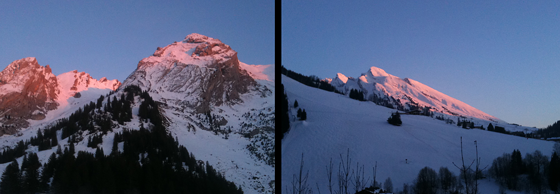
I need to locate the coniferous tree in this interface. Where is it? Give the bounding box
[301,109,307,121]
[96,95,105,109]
[112,134,119,155]
[495,126,506,134]
[280,84,290,139]
[511,149,524,176]
[22,153,41,194]
[56,145,62,155]
[294,100,299,108]
[41,153,57,189]
[488,123,494,131]
[69,142,75,156]
[549,152,560,192]
[36,130,43,144]
[388,112,402,126]
[0,159,20,194]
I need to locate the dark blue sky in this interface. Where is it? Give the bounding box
[0,0,274,81]
[282,0,560,128]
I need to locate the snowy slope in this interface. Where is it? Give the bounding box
[327,67,502,122]
[159,62,275,193]
[117,33,276,193]
[282,75,555,193]
[56,70,120,101]
[0,33,273,194]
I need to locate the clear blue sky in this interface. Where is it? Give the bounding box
[282,0,560,128]
[0,0,274,82]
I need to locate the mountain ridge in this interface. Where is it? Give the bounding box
[0,33,274,194]
[0,57,120,134]
[325,66,501,122]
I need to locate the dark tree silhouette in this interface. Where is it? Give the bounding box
[0,160,20,194]
[387,112,402,126]
[487,123,494,131]
[414,167,438,194]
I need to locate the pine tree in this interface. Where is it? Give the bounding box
[41,153,57,189]
[0,159,21,194]
[280,84,290,139]
[111,134,119,155]
[388,112,402,126]
[97,95,105,109]
[56,145,63,155]
[294,100,299,108]
[69,142,75,156]
[549,152,560,192]
[36,130,43,143]
[488,123,494,132]
[23,153,41,194]
[301,109,307,120]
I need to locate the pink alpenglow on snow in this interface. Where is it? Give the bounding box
[328,66,501,122]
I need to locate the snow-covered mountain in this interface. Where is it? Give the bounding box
[0,33,274,193]
[121,33,261,114]
[120,33,275,193]
[0,57,120,134]
[326,66,501,122]
[282,74,554,194]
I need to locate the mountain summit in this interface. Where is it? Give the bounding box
[120,33,275,193]
[327,66,500,122]
[122,33,260,113]
[0,57,120,134]
[0,34,274,193]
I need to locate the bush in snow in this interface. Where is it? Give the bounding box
[297,108,307,121]
[387,112,402,126]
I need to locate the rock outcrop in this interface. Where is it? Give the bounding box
[0,58,121,135]
[122,33,257,113]
[0,57,59,134]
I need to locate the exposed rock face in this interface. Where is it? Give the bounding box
[58,70,121,95]
[0,57,59,134]
[119,34,275,193]
[122,33,257,113]
[198,53,256,113]
[0,57,121,135]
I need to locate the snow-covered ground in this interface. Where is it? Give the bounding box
[0,63,275,194]
[282,75,555,194]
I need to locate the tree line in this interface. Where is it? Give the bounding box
[287,140,560,194]
[0,85,243,194]
[281,66,342,94]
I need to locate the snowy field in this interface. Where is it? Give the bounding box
[281,75,555,193]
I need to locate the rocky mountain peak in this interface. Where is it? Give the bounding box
[0,58,59,134]
[123,33,260,113]
[0,58,121,135]
[184,33,209,43]
[330,66,500,122]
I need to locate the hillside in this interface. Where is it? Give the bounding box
[281,74,555,193]
[325,67,501,122]
[0,34,274,194]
